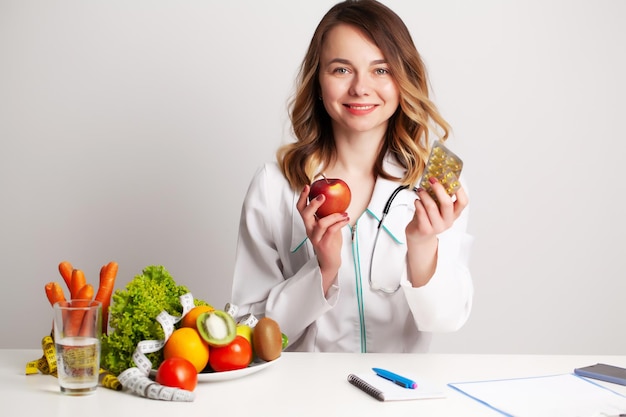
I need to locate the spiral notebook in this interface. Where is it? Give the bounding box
[347,372,446,402]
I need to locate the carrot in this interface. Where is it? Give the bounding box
[46,282,67,337]
[76,283,94,301]
[69,269,86,299]
[78,306,99,337]
[95,261,118,335]
[58,261,73,292]
[65,284,94,337]
[45,282,66,307]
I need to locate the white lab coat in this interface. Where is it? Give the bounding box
[231,155,473,353]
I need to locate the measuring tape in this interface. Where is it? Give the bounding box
[25,335,122,391]
[116,292,196,401]
[25,335,57,376]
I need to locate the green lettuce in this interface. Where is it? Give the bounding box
[100,265,208,375]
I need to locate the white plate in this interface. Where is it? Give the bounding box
[197,357,281,382]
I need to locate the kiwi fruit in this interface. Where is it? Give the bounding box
[196,310,236,347]
[253,317,283,361]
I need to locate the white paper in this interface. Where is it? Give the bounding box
[449,373,626,417]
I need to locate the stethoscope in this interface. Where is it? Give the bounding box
[368,184,414,294]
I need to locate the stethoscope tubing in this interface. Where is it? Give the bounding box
[378,184,411,228]
[370,184,416,294]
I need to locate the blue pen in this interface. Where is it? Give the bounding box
[372,368,417,389]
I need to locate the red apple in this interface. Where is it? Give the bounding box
[309,177,351,218]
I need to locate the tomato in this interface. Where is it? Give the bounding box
[155,357,198,391]
[209,335,253,372]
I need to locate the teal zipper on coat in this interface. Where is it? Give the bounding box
[350,223,367,353]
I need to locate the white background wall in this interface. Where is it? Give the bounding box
[2,0,625,354]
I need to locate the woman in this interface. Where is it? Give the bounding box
[231,0,473,353]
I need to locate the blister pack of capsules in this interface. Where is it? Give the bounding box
[419,140,463,203]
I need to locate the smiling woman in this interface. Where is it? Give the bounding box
[318,24,400,135]
[230,0,473,355]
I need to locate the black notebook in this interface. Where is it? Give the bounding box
[347,372,446,402]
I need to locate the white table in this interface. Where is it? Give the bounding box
[3,349,626,417]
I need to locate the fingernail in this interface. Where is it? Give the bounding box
[428,177,438,184]
[416,187,424,193]
[316,194,324,201]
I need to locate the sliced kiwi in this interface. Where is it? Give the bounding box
[196,310,236,347]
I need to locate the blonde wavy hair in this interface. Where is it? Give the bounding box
[277,0,450,190]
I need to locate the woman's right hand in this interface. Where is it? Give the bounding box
[297,185,350,293]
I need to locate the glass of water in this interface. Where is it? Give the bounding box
[53,299,102,395]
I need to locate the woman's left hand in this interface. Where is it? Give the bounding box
[406,177,468,242]
[404,178,468,287]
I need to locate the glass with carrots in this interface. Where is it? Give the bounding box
[53,299,102,395]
